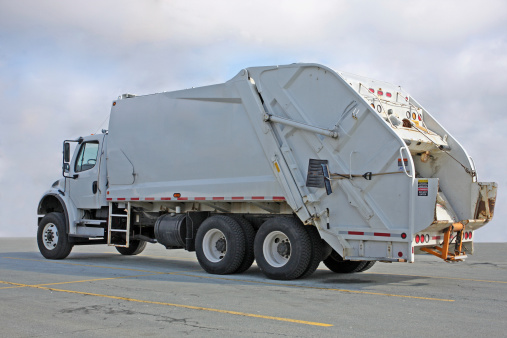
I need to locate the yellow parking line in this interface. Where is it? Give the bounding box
[3,257,452,301]
[365,272,507,284]
[0,280,332,327]
[169,272,454,302]
[35,273,164,286]
[4,257,163,273]
[0,274,163,289]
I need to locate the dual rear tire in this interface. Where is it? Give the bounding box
[323,250,376,273]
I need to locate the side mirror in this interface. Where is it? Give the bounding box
[63,142,72,177]
[64,142,70,163]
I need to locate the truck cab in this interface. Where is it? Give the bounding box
[65,134,108,210]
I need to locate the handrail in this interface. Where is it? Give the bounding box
[399,146,412,178]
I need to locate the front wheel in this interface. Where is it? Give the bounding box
[37,212,73,259]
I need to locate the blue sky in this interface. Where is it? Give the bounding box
[0,0,505,241]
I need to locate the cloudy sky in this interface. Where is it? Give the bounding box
[0,0,505,242]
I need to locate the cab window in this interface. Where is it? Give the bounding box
[75,142,99,172]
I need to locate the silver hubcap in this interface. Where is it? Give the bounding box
[42,223,59,250]
[263,231,291,267]
[202,229,226,263]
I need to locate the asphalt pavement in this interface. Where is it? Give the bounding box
[1,238,506,337]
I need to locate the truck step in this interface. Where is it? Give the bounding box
[107,202,131,247]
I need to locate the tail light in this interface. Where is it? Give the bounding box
[415,234,420,243]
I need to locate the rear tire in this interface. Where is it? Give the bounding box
[357,261,376,272]
[323,250,367,273]
[195,216,245,275]
[231,217,256,274]
[298,225,323,279]
[37,212,73,260]
[254,217,311,280]
[116,240,147,255]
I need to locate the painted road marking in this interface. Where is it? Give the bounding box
[0,280,332,327]
[365,272,507,284]
[3,257,452,301]
[170,272,455,302]
[0,274,162,289]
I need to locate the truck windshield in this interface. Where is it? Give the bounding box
[74,141,99,172]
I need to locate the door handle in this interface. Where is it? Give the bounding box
[92,181,98,194]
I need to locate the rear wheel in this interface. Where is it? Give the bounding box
[357,261,376,272]
[116,240,147,255]
[254,217,311,280]
[323,250,368,273]
[298,225,324,279]
[231,217,256,274]
[195,216,245,275]
[37,212,73,259]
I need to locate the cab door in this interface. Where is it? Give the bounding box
[69,135,105,209]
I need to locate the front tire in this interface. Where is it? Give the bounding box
[116,240,147,255]
[37,212,73,259]
[254,217,311,280]
[195,216,245,275]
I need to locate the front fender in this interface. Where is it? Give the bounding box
[38,189,80,235]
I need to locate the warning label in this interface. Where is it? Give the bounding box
[418,179,428,196]
[398,158,408,171]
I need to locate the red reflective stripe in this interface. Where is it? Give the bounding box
[177,197,188,201]
[432,236,442,240]
[117,198,126,201]
[161,197,171,200]
[232,197,244,200]
[348,231,364,235]
[106,198,112,201]
[130,198,139,201]
[195,197,206,200]
[212,197,224,200]
[273,196,285,200]
[145,197,155,201]
[374,232,391,237]
[252,196,264,200]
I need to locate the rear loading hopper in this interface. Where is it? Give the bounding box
[246,64,497,263]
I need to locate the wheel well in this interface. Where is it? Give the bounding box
[38,195,65,215]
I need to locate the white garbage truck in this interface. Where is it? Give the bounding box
[37,63,497,280]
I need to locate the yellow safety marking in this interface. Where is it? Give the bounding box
[4,257,163,273]
[170,273,455,302]
[34,273,164,286]
[274,162,281,173]
[0,280,332,327]
[365,272,507,284]
[0,285,25,290]
[3,257,453,301]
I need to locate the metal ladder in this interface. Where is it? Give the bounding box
[107,201,131,248]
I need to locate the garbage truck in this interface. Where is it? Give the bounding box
[37,63,497,280]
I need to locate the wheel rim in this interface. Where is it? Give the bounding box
[42,223,59,250]
[263,231,291,267]
[202,229,226,263]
